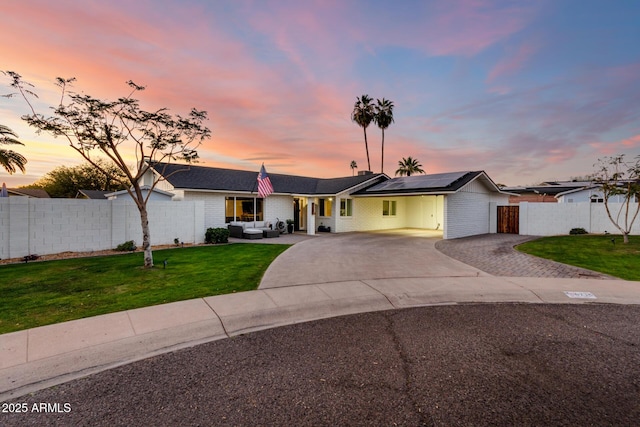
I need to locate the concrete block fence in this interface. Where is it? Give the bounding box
[518,202,640,236]
[0,198,205,260]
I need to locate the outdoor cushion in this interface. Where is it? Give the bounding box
[244,228,263,234]
[243,228,263,240]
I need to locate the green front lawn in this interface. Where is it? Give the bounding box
[0,244,290,334]
[516,235,640,281]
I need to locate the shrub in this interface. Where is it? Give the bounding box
[115,240,137,251]
[205,227,230,244]
[569,228,588,235]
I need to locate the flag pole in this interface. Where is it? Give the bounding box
[251,167,259,194]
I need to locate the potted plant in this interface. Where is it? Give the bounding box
[286,219,294,234]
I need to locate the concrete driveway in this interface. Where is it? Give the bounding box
[259,230,487,289]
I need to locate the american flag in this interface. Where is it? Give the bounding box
[257,164,274,198]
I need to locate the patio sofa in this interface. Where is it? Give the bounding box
[228,221,278,239]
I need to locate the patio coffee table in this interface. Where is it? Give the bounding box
[263,229,279,238]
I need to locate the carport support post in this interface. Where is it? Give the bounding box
[307,197,317,235]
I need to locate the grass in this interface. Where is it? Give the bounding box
[516,234,640,281]
[0,244,290,334]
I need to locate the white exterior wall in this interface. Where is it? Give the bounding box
[339,197,406,232]
[334,178,390,233]
[404,195,444,230]
[0,198,204,259]
[519,202,640,236]
[444,180,510,239]
[182,191,293,229]
[182,191,226,229]
[266,195,295,225]
[334,195,353,233]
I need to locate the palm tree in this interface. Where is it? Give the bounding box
[351,94,375,171]
[395,156,425,177]
[0,124,27,174]
[374,98,394,174]
[350,160,358,176]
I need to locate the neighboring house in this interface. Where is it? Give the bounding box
[7,188,50,198]
[105,185,175,201]
[503,181,591,203]
[556,185,639,204]
[144,163,511,240]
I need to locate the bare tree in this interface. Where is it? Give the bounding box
[592,154,640,244]
[6,72,211,267]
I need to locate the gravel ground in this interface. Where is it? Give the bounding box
[3,303,640,426]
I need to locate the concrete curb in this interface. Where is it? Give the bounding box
[2,276,639,401]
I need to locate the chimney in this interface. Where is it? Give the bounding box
[358,170,373,176]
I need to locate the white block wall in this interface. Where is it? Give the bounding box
[519,202,640,236]
[0,198,204,259]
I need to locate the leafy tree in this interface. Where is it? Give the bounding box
[0,124,27,174]
[592,154,640,244]
[351,94,375,172]
[373,98,394,174]
[24,159,128,198]
[395,156,425,177]
[350,160,357,176]
[8,72,211,268]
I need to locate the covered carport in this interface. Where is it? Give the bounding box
[346,171,511,239]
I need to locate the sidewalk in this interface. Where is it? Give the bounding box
[2,275,639,401]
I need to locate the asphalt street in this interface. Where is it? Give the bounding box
[3,303,640,426]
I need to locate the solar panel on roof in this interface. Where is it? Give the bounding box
[365,171,470,192]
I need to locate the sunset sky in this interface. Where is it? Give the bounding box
[2,0,639,188]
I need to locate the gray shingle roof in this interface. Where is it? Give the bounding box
[152,163,386,195]
[77,190,110,199]
[8,188,50,198]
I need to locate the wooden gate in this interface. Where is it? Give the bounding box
[497,206,519,234]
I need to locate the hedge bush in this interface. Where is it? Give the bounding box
[115,240,137,251]
[569,228,588,235]
[205,227,230,244]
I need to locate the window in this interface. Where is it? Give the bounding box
[319,198,333,217]
[383,200,396,216]
[340,198,352,217]
[225,196,263,222]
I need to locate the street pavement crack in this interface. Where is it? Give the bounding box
[383,311,435,427]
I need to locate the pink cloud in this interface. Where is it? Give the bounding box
[419,0,536,57]
[487,42,539,82]
[621,134,640,147]
[589,133,640,156]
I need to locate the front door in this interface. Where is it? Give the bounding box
[293,198,301,231]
